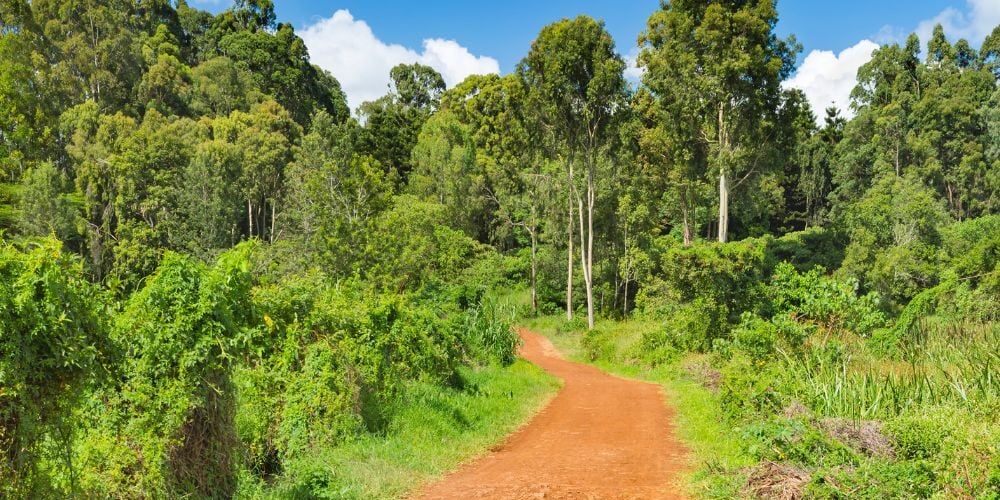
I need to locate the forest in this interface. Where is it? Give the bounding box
[1,0,998,498]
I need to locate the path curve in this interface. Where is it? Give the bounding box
[415,328,688,499]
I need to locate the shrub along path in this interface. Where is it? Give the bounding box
[416,328,689,499]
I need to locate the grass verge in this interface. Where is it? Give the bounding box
[237,360,560,499]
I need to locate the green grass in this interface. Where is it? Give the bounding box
[236,360,560,499]
[520,314,752,498]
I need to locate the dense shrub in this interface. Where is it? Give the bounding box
[742,417,857,467]
[768,263,886,337]
[0,239,107,497]
[582,327,615,362]
[646,238,769,324]
[462,293,520,366]
[77,243,256,498]
[767,227,846,273]
[719,354,796,420]
[638,296,728,361]
[232,271,471,486]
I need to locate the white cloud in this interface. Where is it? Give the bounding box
[784,40,879,123]
[300,10,500,113]
[785,0,1000,125]
[623,48,644,82]
[914,0,1000,47]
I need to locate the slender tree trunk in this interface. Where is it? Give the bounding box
[566,162,574,321]
[576,189,590,327]
[718,170,729,243]
[717,103,729,243]
[270,202,277,243]
[586,159,595,330]
[247,199,253,238]
[681,185,693,247]
[575,153,595,331]
[622,221,629,320]
[530,228,538,316]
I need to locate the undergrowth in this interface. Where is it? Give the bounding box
[236,360,558,499]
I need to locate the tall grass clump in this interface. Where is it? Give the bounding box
[463,293,521,366]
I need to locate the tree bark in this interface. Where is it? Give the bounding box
[247,199,253,239]
[586,158,595,330]
[270,202,277,243]
[566,162,574,321]
[530,227,538,316]
[681,185,693,247]
[718,170,729,243]
[575,153,595,331]
[622,221,629,320]
[717,102,729,243]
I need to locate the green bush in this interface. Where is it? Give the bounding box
[723,314,780,360]
[805,459,938,499]
[767,227,846,273]
[637,297,726,364]
[768,263,886,337]
[646,238,769,326]
[462,294,520,366]
[719,354,795,420]
[742,417,857,467]
[581,327,615,362]
[83,242,256,498]
[885,412,952,460]
[0,238,108,497]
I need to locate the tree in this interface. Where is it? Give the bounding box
[173,139,243,255]
[519,16,628,329]
[410,110,484,237]
[284,111,391,274]
[633,87,707,246]
[188,56,253,116]
[638,0,797,243]
[17,162,79,243]
[440,73,552,313]
[359,63,446,182]
[212,99,300,241]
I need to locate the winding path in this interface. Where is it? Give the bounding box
[415,328,689,499]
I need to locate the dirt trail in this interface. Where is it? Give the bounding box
[415,328,689,499]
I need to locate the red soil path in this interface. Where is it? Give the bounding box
[415,328,689,499]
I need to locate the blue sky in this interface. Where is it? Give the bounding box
[192,0,1000,116]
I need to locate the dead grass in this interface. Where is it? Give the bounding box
[743,460,811,500]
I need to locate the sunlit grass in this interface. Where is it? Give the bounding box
[237,360,559,499]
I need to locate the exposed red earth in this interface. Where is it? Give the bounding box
[415,328,689,499]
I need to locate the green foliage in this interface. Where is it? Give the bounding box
[741,417,857,467]
[839,168,951,310]
[805,459,938,499]
[719,354,794,420]
[642,237,769,329]
[17,163,80,244]
[82,242,256,497]
[462,294,521,366]
[767,227,845,273]
[368,195,482,292]
[2,0,1000,497]
[0,238,107,496]
[639,297,727,360]
[768,263,886,337]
